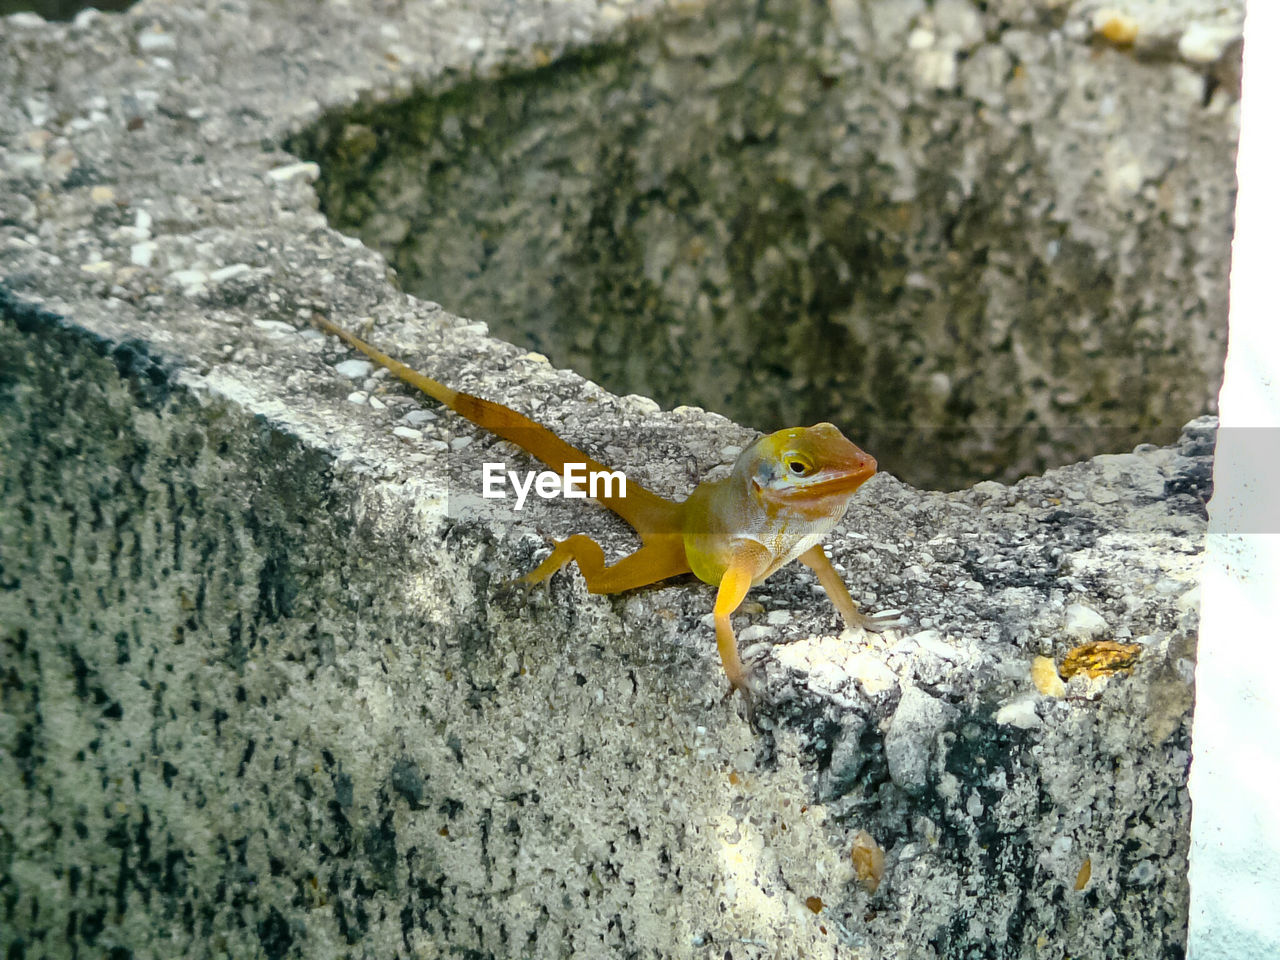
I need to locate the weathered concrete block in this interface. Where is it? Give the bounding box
[0,1,1224,958]
[0,294,1210,957]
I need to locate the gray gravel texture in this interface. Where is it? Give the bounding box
[0,0,1227,957]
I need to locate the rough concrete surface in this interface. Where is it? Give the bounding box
[0,1,1226,958]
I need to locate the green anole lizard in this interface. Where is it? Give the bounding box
[314,315,896,706]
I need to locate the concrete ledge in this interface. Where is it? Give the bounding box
[1,283,1210,958]
[0,0,1224,957]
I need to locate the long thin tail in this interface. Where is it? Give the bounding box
[312,315,681,534]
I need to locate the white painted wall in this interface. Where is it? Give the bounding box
[1187,1,1280,956]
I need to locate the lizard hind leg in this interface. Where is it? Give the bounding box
[520,535,606,589]
[520,534,691,595]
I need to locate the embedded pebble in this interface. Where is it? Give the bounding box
[130,241,156,268]
[908,629,963,662]
[11,152,42,175]
[885,685,957,794]
[1092,10,1139,45]
[1178,23,1239,65]
[137,29,177,53]
[347,391,368,405]
[404,409,437,426]
[334,359,374,379]
[450,436,473,451]
[970,480,1007,499]
[738,625,776,643]
[914,49,958,89]
[995,696,1043,730]
[1031,656,1067,698]
[625,393,660,413]
[267,161,321,183]
[845,652,898,695]
[393,426,423,441]
[933,0,983,50]
[24,98,51,126]
[907,28,934,50]
[1177,586,1201,613]
[252,319,297,335]
[168,269,208,293]
[1064,603,1108,639]
[1127,861,1158,886]
[209,263,251,283]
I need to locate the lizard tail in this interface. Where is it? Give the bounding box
[311,314,682,534]
[314,313,462,410]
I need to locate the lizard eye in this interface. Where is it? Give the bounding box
[786,457,812,476]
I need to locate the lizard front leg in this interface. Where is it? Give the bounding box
[799,544,902,633]
[712,543,773,703]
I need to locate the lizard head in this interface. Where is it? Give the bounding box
[746,422,877,515]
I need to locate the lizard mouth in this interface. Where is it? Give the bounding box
[811,441,878,495]
[763,459,877,505]
[802,463,877,496]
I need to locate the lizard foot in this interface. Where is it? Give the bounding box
[845,608,906,634]
[720,669,764,729]
[492,577,539,607]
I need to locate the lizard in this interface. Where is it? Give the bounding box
[313,314,896,708]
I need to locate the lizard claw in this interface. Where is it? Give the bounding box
[720,666,765,729]
[493,577,537,606]
[720,681,758,728]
